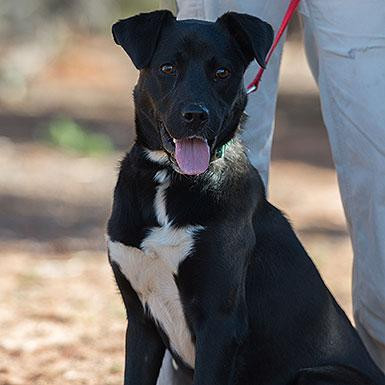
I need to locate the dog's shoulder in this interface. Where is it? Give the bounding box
[108,144,160,246]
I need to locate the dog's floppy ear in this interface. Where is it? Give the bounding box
[217,12,274,68]
[112,10,175,69]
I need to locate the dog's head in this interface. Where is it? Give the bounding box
[113,10,273,175]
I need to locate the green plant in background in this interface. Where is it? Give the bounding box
[119,0,158,15]
[46,118,114,156]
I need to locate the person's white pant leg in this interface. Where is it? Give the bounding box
[177,0,290,187]
[156,351,193,385]
[300,0,385,372]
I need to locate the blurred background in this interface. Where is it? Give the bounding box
[0,1,352,384]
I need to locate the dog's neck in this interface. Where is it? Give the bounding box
[134,107,161,151]
[134,138,251,193]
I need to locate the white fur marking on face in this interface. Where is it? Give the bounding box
[108,170,203,369]
[145,149,169,165]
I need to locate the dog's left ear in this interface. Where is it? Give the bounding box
[217,12,274,68]
[112,10,175,69]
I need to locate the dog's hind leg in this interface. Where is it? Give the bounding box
[157,351,193,385]
[292,365,375,385]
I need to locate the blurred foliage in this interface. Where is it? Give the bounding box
[0,0,159,40]
[45,118,114,156]
[121,0,158,15]
[0,0,158,99]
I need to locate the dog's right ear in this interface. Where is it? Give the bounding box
[217,12,273,69]
[112,10,175,69]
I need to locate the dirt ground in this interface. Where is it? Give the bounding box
[0,36,353,385]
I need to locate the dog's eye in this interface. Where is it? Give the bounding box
[160,63,176,75]
[215,67,231,80]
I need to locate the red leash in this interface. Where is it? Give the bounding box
[247,0,301,94]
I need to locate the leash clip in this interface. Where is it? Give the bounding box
[246,0,300,95]
[246,85,257,95]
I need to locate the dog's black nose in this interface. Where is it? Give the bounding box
[182,104,209,126]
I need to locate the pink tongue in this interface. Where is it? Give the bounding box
[174,137,210,175]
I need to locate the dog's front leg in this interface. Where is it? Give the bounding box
[122,316,165,385]
[111,262,165,385]
[184,253,249,385]
[193,294,248,385]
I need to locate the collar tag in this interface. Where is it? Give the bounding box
[214,139,234,160]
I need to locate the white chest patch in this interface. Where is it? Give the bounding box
[108,170,203,368]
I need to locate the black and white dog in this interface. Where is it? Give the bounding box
[107,10,385,385]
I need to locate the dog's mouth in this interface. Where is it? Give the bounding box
[160,122,212,176]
